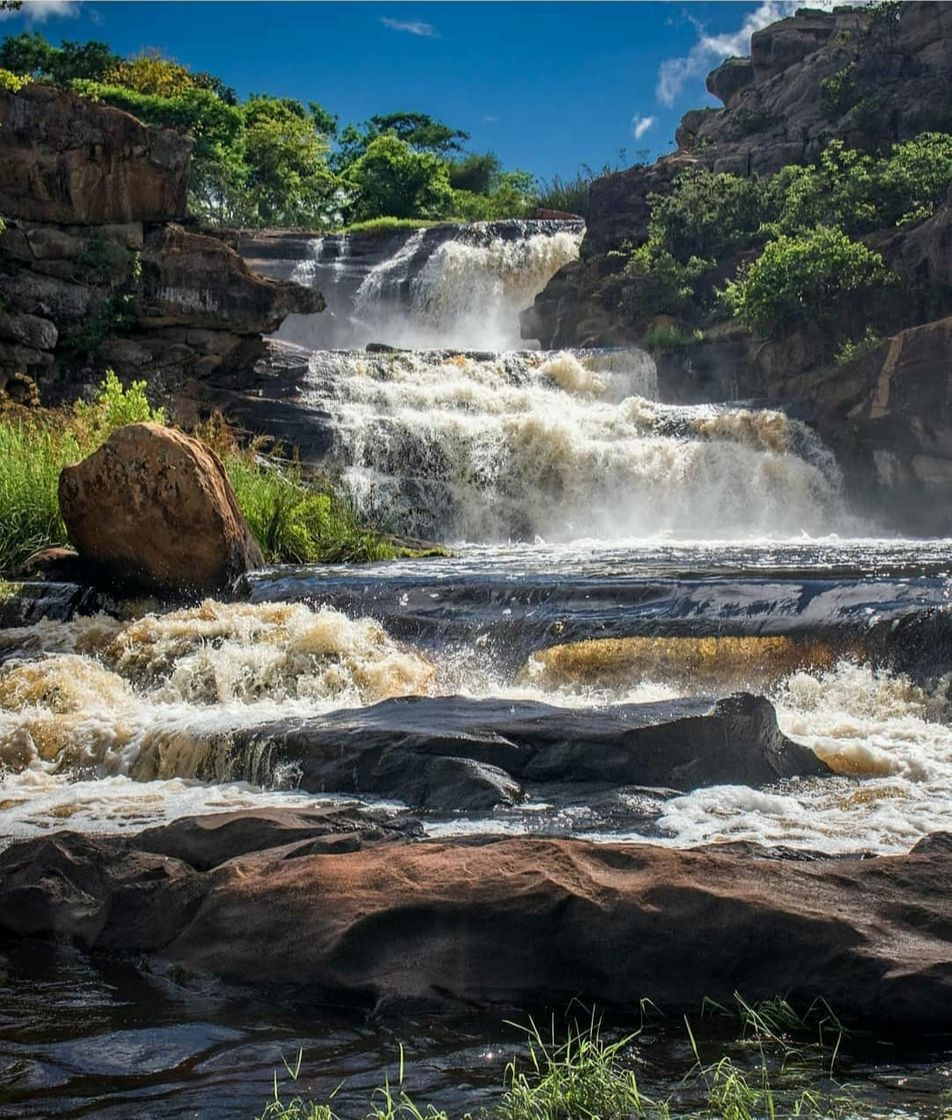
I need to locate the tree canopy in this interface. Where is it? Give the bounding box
[0,30,539,229]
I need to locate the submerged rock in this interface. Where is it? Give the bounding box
[221,692,829,811]
[58,422,264,595]
[2,817,952,1027]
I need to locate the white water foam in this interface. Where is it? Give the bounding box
[304,348,845,541]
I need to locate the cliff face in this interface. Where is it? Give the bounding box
[524,1,952,530]
[0,85,322,409]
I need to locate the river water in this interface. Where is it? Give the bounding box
[2,220,952,1117]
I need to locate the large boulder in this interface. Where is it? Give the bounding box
[0,84,189,225]
[58,422,264,594]
[220,692,829,811]
[2,818,952,1026]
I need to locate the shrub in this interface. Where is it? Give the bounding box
[345,135,454,223]
[722,225,894,340]
[821,63,858,117]
[0,66,29,91]
[621,237,713,325]
[648,169,770,260]
[642,324,703,350]
[834,326,882,366]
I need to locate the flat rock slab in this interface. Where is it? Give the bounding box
[220,692,829,811]
[1,816,951,1028]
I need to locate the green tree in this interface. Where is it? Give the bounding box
[346,134,454,221]
[332,110,468,170]
[722,225,894,339]
[448,152,501,194]
[242,95,339,226]
[648,168,770,259]
[0,32,117,83]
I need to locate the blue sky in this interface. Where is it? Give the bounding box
[1,1,805,180]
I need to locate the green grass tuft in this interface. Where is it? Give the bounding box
[0,372,407,576]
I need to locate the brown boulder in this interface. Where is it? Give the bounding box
[0,84,189,225]
[58,422,264,594]
[2,820,952,1026]
[138,224,325,334]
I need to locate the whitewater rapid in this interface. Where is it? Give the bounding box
[2,581,952,855]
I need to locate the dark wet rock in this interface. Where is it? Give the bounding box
[219,693,829,812]
[59,422,264,595]
[864,607,952,682]
[2,824,952,1026]
[136,805,415,871]
[16,546,88,583]
[0,578,99,626]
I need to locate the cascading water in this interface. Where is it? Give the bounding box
[301,346,845,541]
[7,210,952,1120]
[246,218,585,350]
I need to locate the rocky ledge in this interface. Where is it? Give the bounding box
[2,806,951,1028]
[0,84,322,406]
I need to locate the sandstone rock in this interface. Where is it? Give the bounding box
[0,84,189,225]
[2,822,952,1025]
[58,422,265,595]
[220,692,828,811]
[138,224,325,334]
[706,57,755,108]
[0,269,91,321]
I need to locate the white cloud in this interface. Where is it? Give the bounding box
[379,16,439,38]
[482,114,500,124]
[0,0,81,21]
[631,114,657,140]
[656,1,806,106]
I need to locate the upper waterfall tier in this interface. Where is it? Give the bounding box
[239,219,584,351]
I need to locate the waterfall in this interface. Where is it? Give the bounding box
[301,348,845,542]
[244,219,584,350]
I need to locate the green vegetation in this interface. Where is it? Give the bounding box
[722,226,894,339]
[834,327,883,366]
[615,130,952,348]
[642,324,703,351]
[255,1000,859,1120]
[0,372,402,575]
[342,217,449,236]
[0,31,541,228]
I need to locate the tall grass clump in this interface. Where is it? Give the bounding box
[196,417,400,565]
[0,372,410,575]
[0,370,161,573]
[499,1015,649,1120]
[256,999,859,1120]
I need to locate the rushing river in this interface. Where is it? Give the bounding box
[3,220,952,1117]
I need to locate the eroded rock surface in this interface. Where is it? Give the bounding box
[0,84,188,225]
[1,814,950,1027]
[59,422,264,594]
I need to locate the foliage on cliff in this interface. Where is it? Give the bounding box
[0,31,539,228]
[616,132,952,349]
[0,373,401,574]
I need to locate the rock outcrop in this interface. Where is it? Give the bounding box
[58,422,264,594]
[2,814,951,1027]
[523,2,952,529]
[220,692,829,812]
[0,84,321,405]
[0,84,189,225]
